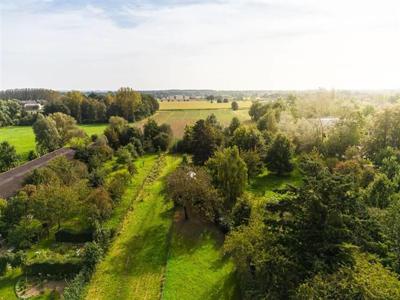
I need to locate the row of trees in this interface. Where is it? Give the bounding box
[0,88,59,101]
[44,88,159,124]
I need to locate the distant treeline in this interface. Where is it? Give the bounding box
[0,88,159,126]
[0,88,60,101]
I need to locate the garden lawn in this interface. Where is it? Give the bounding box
[163,216,239,300]
[248,163,303,197]
[85,155,181,300]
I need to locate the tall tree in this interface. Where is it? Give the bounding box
[0,141,19,172]
[265,134,293,175]
[63,91,85,123]
[206,146,247,204]
[231,101,239,111]
[190,119,224,165]
[167,166,221,220]
[32,114,61,154]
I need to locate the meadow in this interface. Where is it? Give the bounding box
[0,124,107,159]
[0,108,250,158]
[159,100,252,110]
[137,109,250,137]
[163,218,238,300]
[85,155,181,299]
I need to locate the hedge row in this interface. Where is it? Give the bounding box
[23,259,82,276]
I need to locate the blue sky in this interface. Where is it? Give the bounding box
[1,0,400,90]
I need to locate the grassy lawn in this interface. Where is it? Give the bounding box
[0,268,21,300]
[104,155,158,231]
[0,124,107,158]
[163,215,239,300]
[85,155,181,300]
[0,126,36,159]
[248,163,303,197]
[137,109,250,137]
[159,100,252,110]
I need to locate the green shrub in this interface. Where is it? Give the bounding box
[107,170,131,202]
[63,270,87,300]
[83,242,103,271]
[23,259,82,276]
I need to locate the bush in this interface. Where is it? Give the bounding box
[8,217,42,249]
[63,270,87,300]
[27,150,38,161]
[82,242,103,271]
[55,229,93,243]
[107,171,131,202]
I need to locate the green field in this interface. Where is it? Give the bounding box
[0,109,250,158]
[86,155,238,300]
[103,155,158,231]
[163,218,238,300]
[159,100,252,110]
[0,124,107,159]
[138,109,250,137]
[85,155,181,300]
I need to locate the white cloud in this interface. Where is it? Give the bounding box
[1,0,400,90]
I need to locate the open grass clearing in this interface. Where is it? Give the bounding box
[0,124,107,159]
[85,155,181,300]
[159,100,252,110]
[163,211,239,300]
[248,162,303,197]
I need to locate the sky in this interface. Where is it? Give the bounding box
[1,0,400,91]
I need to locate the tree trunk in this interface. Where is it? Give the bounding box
[183,206,189,220]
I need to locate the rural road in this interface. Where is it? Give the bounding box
[0,148,75,199]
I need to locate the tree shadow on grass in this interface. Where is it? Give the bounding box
[200,269,241,300]
[249,168,302,196]
[107,223,170,277]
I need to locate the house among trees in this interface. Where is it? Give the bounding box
[20,100,44,113]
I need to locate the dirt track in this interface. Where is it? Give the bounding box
[0,148,75,199]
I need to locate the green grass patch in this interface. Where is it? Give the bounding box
[104,155,158,231]
[0,124,107,159]
[85,155,181,300]
[248,164,303,197]
[0,268,21,300]
[163,219,239,300]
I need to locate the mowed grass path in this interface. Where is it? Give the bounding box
[163,216,239,300]
[85,155,181,300]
